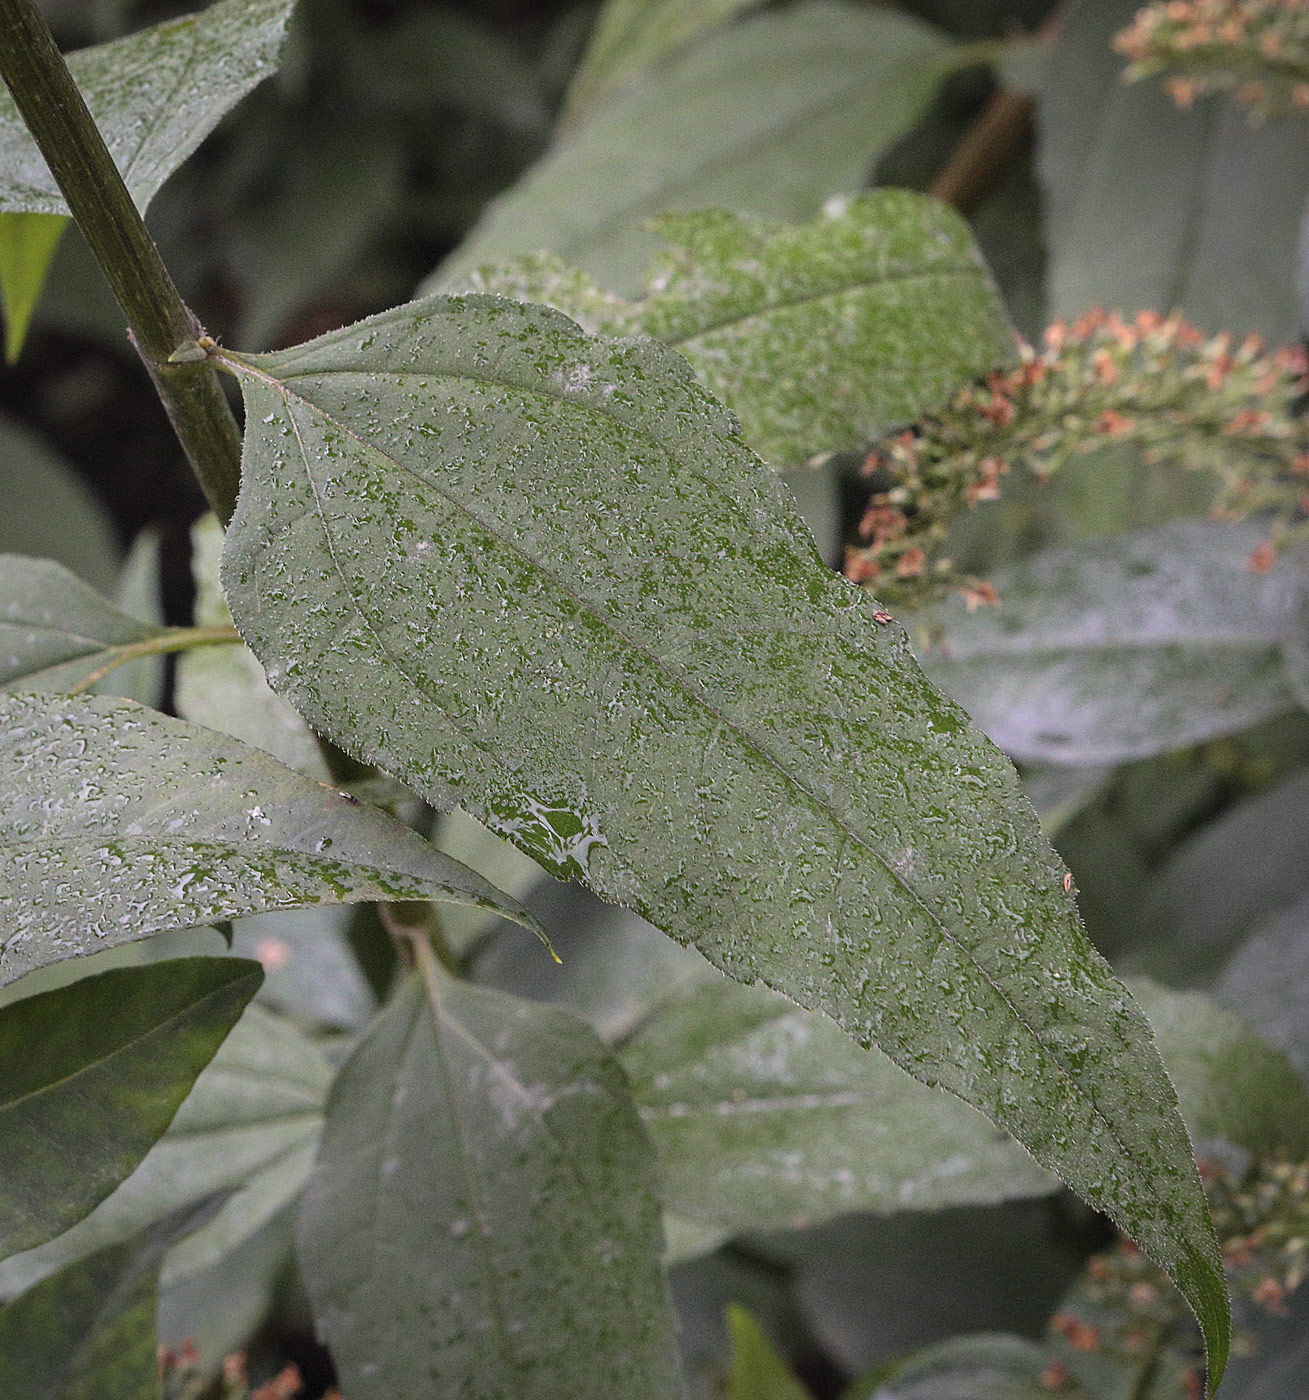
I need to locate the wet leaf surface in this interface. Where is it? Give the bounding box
[0,691,539,984]
[219,291,1227,1377]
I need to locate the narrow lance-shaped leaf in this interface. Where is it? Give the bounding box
[0,692,542,985]
[0,0,295,353]
[725,1305,811,1400]
[0,1003,331,1301]
[298,965,684,1399]
[461,191,1015,471]
[217,292,1228,1381]
[0,958,262,1262]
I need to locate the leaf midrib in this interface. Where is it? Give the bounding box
[228,352,1162,1219]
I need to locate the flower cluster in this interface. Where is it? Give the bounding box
[1114,0,1309,118]
[160,1346,331,1400]
[844,309,1309,606]
[1040,1156,1309,1393]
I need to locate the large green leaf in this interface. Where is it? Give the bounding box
[622,979,1055,1234]
[0,691,540,985]
[0,0,295,217]
[460,191,1014,470]
[217,293,1228,1379]
[1039,0,1309,340]
[0,1211,200,1400]
[563,0,765,125]
[428,1,958,294]
[175,514,328,777]
[0,957,260,1263]
[1131,978,1309,1159]
[0,555,172,695]
[913,520,1305,766]
[297,967,683,1399]
[0,1002,330,1302]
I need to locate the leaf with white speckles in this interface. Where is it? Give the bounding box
[460,192,1014,470]
[217,292,1228,1382]
[0,691,541,985]
[622,979,1055,1235]
[0,0,295,216]
[297,967,682,1399]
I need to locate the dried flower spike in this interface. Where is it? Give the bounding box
[845,309,1308,605]
[1115,0,1309,119]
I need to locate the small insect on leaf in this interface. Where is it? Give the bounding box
[1064,872,1074,894]
[872,610,894,625]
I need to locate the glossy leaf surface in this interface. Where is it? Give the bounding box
[622,979,1055,1233]
[0,555,169,695]
[0,691,538,984]
[430,1,955,293]
[0,957,260,1262]
[298,969,682,1399]
[0,1003,329,1300]
[0,0,295,216]
[461,192,1014,469]
[914,521,1304,765]
[220,292,1226,1377]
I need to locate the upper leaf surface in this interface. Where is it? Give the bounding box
[0,957,261,1262]
[0,0,295,216]
[0,691,539,984]
[429,0,955,293]
[622,978,1055,1233]
[298,969,683,1399]
[0,555,167,695]
[461,192,1015,470]
[219,292,1227,1377]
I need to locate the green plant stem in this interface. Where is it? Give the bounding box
[68,624,240,695]
[0,0,243,523]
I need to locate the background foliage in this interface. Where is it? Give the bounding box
[3,0,1309,1396]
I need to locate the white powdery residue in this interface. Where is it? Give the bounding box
[555,363,594,394]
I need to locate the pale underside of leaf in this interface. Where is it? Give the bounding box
[216,292,1226,1378]
[0,692,540,985]
[622,979,1055,1233]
